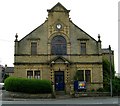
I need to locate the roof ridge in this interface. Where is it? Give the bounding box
[47,2,70,12]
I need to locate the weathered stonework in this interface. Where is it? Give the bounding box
[13,3,114,94]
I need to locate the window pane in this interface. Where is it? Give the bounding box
[31,42,37,55]
[34,70,40,79]
[77,70,84,81]
[81,43,86,54]
[51,35,67,55]
[85,70,91,82]
[27,71,33,79]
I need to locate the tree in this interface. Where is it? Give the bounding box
[112,77,120,95]
[103,59,114,91]
[103,59,120,95]
[2,74,9,83]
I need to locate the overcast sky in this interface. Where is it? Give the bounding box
[0,0,118,73]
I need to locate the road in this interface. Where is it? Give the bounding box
[0,90,120,106]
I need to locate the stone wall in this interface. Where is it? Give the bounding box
[13,3,105,94]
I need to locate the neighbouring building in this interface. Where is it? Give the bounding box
[0,65,5,82]
[115,73,120,78]
[5,66,14,76]
[13,3,114,94]
[0,65,14,82]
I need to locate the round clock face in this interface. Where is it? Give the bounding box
[56,24,62,29]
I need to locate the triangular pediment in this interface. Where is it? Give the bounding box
[49,56,70,64]
[55,58,65,63]
[47,2,70,13]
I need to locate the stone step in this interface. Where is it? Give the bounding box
[55,91,66,95]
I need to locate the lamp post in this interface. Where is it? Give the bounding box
[109,45,113,97]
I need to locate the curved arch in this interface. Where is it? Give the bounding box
[48,32,70,44]
[51,35,67,55]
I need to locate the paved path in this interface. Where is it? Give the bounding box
[1,97,119,104]
[0,90,120,105]
[1,96,119,105]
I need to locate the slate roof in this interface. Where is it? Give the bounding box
[5,67,14,73]
[102,48,114,54]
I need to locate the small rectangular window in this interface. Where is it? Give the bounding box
[78,70,84,81]
[80,43,86,54]
[34,70,40,79]
[27,71,33,79]
[85,70,91,83]
[31,42,37,55]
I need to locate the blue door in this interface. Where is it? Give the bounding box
[55,71,64,91]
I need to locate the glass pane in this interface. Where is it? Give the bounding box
[51,35,67,55]
[78,70,84,81]
[81,43,86,54]
[85,70,91,82]
[27,71,33,79]
[34,70,40,79]
[31,42,37,55]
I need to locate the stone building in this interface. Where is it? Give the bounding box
[0,65,4,82]
[13,3,114,94]
[0,65,14,82]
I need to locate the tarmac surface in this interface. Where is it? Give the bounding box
[0,90,120,106]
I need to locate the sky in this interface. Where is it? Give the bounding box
[0,0,119,73]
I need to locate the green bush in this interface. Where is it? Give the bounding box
[96,88,105,92]
[90,89,95,92]
[4,77,52,94]
[112,77,120,95]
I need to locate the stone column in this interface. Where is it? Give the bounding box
[97,34,102,54]
[70,80,74,95]
[14,33,19,55]
[67,43,71,60]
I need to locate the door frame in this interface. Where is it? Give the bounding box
[54,71,65,91]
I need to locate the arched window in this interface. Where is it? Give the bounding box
[51,35,67,55]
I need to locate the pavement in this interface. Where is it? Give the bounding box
[1,97,119,106]
[0,90,120,106]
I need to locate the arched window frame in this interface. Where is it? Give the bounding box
[51,35,67,55]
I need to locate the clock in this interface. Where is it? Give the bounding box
[56,24,62,29]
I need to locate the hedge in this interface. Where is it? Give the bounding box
[4,77,52,94]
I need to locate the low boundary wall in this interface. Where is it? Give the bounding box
[73,92,110,97]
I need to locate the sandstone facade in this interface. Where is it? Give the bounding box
[13,3,114,94]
